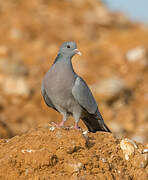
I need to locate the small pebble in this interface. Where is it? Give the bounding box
[126,46,146,62]
[49,126,55,131]
[120,138,137,160]
[143,149,148,153]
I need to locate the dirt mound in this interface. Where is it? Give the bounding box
[0,126,147,180]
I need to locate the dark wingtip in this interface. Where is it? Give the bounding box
[90,124,111,133]
[82,116,111,133]
[102,124,112,133]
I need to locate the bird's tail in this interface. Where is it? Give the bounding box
[82,111,111,133]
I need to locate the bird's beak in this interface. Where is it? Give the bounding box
[74,49,82,56]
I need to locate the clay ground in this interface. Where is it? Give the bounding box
[0,0,148,179]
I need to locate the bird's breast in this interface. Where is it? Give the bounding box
[44,62,76,97]
[43,61,82,113]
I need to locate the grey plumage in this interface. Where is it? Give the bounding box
[41,42,111,133]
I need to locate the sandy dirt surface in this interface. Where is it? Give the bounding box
[0,126,147,180]
[0,0,148,179]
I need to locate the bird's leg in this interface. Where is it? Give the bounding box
[74,122,80,129]
[56,112,69,128]
[58,121,65,127]
[73,113,81,130]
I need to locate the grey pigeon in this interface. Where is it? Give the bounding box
[41,42,111,133]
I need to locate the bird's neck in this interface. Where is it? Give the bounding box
[53,53,75,73]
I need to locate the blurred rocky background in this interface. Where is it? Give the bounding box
[0,0,148,179]
[0,0,147,140]
[0,0,147,142]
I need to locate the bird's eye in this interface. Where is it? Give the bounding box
[67,45,70,48]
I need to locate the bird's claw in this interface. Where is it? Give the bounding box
[73,124,82,131]
[50,122,83,131]
[51,122,64,128]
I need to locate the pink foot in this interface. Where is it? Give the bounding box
[51,121,65,128]
[74,123,82,131]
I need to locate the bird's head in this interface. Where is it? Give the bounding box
[58,42,81,58]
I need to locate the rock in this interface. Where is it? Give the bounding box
[65,161,83,173]
[131,135,146,144]
[0,59,28,76]
[2,77,31,96]
[120,138,137,160]
[49,126,55,131]
[126,46,146,62]
[143,149,148,153]
[91,77,125,101]
[9,29,22,40]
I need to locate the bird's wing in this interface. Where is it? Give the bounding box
[72,77,98,114]
[41,82,57,111]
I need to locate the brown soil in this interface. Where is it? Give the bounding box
[0,0,148,179]
[0,126,147,180]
